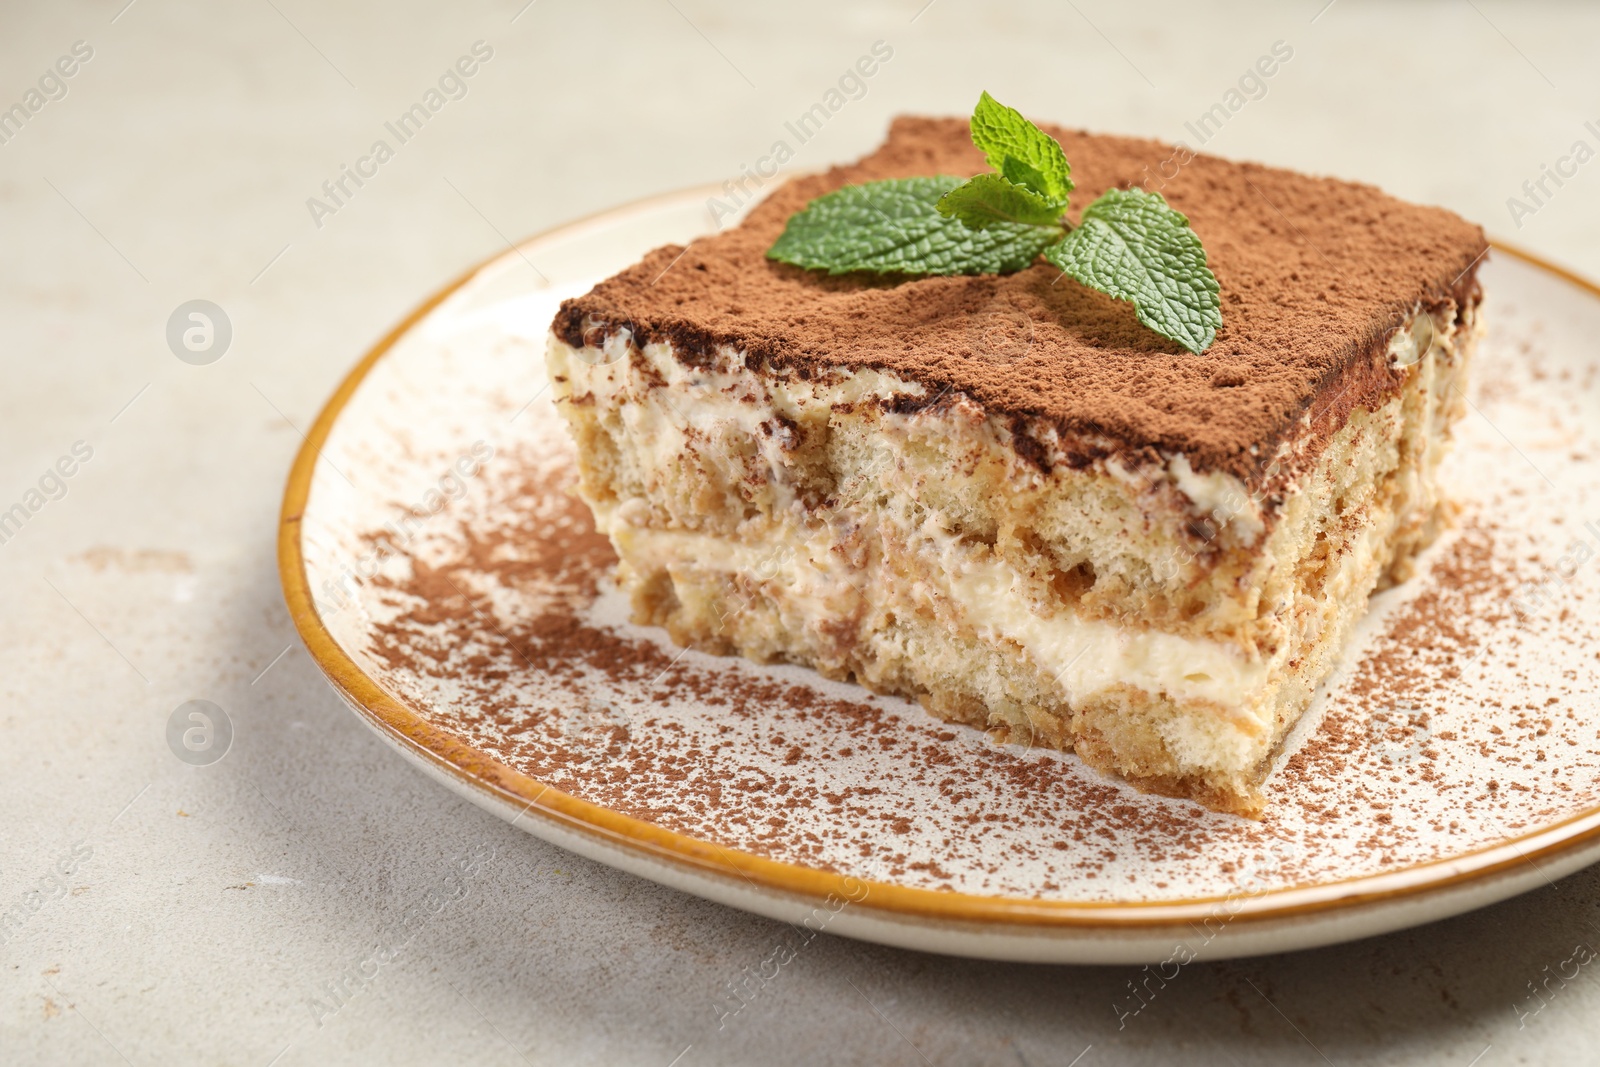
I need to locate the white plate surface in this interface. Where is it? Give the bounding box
[282,188,1600,963]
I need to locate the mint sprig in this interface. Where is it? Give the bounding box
[765,92,1222,354]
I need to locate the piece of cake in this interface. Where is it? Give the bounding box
[546,116,1486,815]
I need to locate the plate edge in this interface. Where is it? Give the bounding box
[275,194,1600,934]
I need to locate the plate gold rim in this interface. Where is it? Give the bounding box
[276,187,1600,932]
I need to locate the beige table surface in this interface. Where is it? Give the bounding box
[4,1,1600,1063]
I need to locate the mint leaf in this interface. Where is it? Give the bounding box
[970,91,1073,205]
[767,177,1060,276]
[1044,188,1221,354]
[936,173,1064,229]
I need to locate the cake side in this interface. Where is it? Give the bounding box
[547,299,1479,814]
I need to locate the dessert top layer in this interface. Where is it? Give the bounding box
[554,116,1486,484]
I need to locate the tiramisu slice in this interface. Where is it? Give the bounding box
[547,116,1486,815]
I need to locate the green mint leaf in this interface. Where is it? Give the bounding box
[1044,188,1222,354]
[970,91,1073,204]
[767,177,1060,276]
[936,173,1065,229]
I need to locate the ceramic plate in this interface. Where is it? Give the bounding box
[279,186,1600,963]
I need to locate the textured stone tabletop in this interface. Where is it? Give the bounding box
[4,1,1600,1064]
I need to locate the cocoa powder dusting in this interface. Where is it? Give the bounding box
[555,116,1488,486]
[356,443,1260,888]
